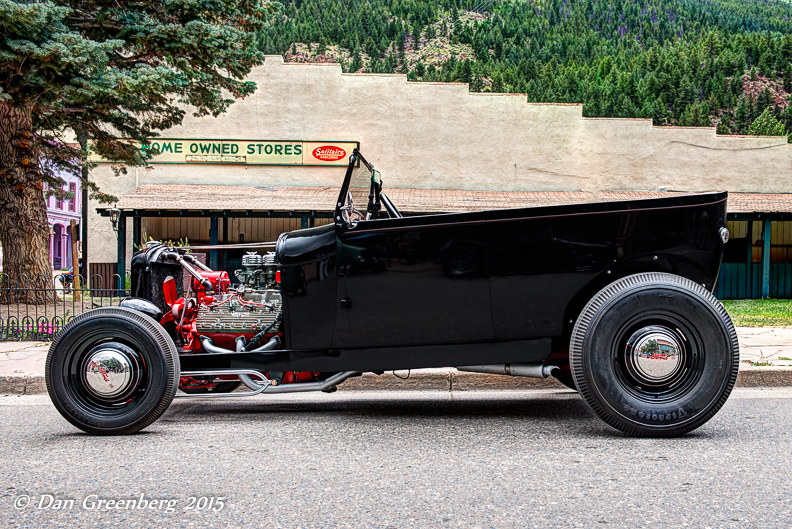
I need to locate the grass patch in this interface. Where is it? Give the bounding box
[742,359,775,367]
[721,299,792,327]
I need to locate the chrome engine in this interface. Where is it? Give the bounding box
[235,252,279,290]
[195,252,282,333]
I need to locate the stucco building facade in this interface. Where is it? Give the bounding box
[86,56,792,298]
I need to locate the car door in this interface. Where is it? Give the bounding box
[337,213,494,348]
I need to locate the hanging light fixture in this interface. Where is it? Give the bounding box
[109,206,120,232]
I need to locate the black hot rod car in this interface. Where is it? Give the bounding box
[46,150,738,437]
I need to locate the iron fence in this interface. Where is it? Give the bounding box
[0,272,129,341]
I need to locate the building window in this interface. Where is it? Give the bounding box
[723,220,792,264]
[770,221,792,263]
[56,186,63,210]
[44,183,50,207]
[68,183,76,212]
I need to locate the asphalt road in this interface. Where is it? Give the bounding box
[2,388,791,528]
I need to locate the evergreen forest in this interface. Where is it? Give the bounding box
[257,0,792,139]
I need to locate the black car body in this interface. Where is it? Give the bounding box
[46,150,738,437]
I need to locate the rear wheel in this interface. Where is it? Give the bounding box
[570,273,738,437]
[46,307,179,435]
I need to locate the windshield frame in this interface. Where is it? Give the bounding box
[335,148,375,227]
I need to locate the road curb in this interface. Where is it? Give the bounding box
[736,366,792,387]
[4,367,792,396]
[1,375,45,396]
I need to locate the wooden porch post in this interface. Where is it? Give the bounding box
[132,216,141,251]
[69,220,81,302]
[762,217,772,299]
[746,220,753,299]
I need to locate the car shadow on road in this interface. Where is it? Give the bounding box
[163,392,642,438]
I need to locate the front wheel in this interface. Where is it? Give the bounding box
[570,273,739,437]
[46,307,179,435]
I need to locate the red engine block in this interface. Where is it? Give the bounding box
[193,271,230,295]
[158,268,322,392]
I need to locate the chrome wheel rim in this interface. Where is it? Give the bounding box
[80,343,141,401]
[624,325,685,388]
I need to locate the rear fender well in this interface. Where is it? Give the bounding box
[560,254,714,344]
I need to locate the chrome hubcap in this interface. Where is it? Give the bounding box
[81,344,139,399]
[625,326,685,387]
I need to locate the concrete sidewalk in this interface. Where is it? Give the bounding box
[3,327,792,395]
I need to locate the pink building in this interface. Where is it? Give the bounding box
[44,171,81,270]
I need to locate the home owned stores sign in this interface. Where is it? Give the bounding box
[89,139,359,166]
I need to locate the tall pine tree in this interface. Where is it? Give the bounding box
[0,0,277,290]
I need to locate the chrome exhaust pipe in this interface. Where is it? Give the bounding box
[198,335,234,355]
[249,336,281,353]
[199,335,281,355]
[456,363,559,379]
[239,369,360,393]
[178,369,361,397]
[197,335,283,392]
[263,371,360,394]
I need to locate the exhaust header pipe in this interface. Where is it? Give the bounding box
[199,335,280,355]
[177,369,361,398]
[456,363,559,379]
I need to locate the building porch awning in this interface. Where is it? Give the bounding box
[97,184,792,216]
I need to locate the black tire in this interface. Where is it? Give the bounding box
[570,273,739,437]
[181,381,242,394]
[46,307,179,435]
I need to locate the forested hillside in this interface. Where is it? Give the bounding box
[257,0,792,138]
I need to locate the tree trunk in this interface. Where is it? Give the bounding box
[0,102,56,303]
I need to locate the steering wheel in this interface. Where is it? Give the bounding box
[341,191,365,227]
